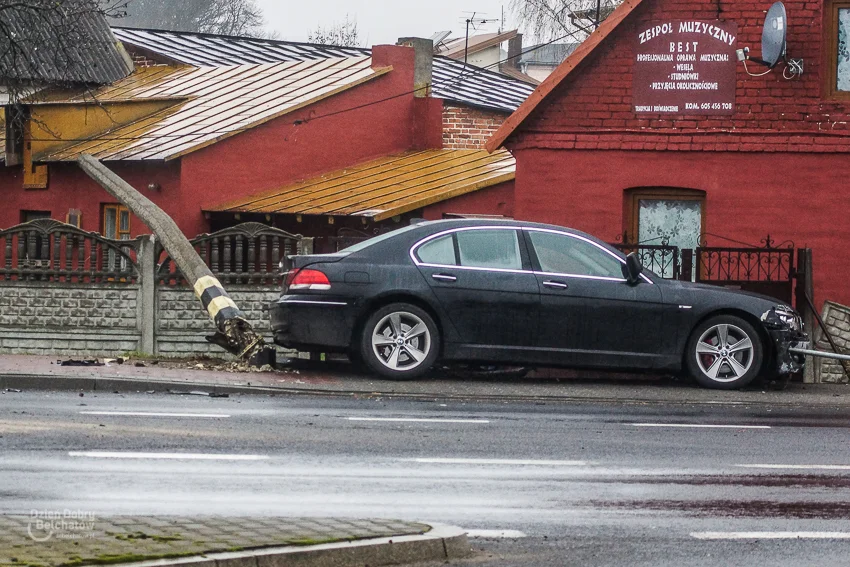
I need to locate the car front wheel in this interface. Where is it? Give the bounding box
[360,303,439,380]
[686,315,764,389]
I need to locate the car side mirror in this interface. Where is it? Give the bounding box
[622,252,643,284]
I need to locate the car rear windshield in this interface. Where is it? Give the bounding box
[339,224,423,253]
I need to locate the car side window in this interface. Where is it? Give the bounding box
[456,229,522,270]
[416,234,456,265]
[528,231,623,279]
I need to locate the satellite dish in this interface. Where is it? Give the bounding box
[762,2,787,68]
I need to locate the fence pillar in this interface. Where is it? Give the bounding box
[796,248,815,383]
[136,235,157,355]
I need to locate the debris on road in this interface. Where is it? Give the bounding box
[168,390,230,398]
[59,359,103,367]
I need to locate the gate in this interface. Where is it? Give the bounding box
[615,235,797,304]
[686,243,795,304]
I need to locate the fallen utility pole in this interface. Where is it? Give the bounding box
[78,154,274,366]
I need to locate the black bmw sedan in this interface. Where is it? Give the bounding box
[269,219,807,389]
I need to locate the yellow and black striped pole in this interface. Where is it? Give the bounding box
[79,154,273,364]
[194,275,243,329]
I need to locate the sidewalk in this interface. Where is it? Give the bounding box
[1,354,850,406]
[0,515,467,567]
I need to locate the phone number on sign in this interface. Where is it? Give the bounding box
[685,102,732,110]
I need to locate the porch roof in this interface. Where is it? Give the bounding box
[207,149,515,221]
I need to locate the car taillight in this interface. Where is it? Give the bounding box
[286,268,331,290]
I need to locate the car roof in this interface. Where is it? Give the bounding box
[411,218,592,237]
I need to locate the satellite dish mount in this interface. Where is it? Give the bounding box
[736,1,803,79]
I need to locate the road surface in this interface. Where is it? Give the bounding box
[4,390,850,565]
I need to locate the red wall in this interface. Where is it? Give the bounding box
[0,44,441,238]
[421,181,515,219]
[503,0,850,305]
[513,148,844,305]
[0,161,182,237]
[182,45,441,205]
[510,0,850,152]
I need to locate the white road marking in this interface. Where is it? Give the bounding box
[68,452,268,461]
[467,529,527,539]
[346,417,489,423]
[692,532,850,540]
[633,423,771,429]
[736,464,850,470]
[80,411,230,418]
[405,458,588,466]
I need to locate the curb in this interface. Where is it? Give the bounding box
[98,524,469,567]
[1,372,846,408]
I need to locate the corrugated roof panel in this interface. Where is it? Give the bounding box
[38,56,388,162]
[207,149,515,221]
[112,27,535,113]
[1,7,132,84]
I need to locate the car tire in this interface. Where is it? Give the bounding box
[686,315,764,389]
[360,303,439,380]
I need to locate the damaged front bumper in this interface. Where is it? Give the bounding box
[762,305,808,375]
[768,329,808,375]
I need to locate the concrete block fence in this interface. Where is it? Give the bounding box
[0,219,305,358]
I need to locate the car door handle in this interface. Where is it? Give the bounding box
[432,273,457,282]
[543,280,568,289]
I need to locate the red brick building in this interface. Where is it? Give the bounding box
[1,29,535,245]
[488,0,850,305]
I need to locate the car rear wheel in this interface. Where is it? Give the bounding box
[686,315,764,389]
[360,303,439,380]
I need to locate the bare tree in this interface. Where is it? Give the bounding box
[0,0,132,107]
[118,0,265,37]
[510,0,619,42]
[308,14,362,47]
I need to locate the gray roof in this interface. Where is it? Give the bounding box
[112,27,535,113]
[520,43,580,66]
[0,3,132,85]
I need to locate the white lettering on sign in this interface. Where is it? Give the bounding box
[634,20,736,115]
[638,22,674,44]
[639,21,737,46]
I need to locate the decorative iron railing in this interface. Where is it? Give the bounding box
[695,247,795,283]
[0,219,138,283]
[611,244,680,279]
[157,222,303,285]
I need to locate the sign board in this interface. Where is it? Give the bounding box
[633,21,737,115]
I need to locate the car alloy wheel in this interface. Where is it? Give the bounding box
[695,323,754,382]
[371,311,431,371]
[686,315,764,389]
[361,303,439,380]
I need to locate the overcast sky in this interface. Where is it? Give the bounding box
[256,0,515,45]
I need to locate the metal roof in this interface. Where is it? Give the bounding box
[112,27,535,113]
[208,149,515,221]
[436,30,518,59]
[37,56,387,162]
[520,43,580,66]
[0,4,132,85]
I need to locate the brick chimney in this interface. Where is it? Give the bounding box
[507,33,523,70]
[396,37,433,97]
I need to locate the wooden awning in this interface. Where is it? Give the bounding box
[207,149,515,221]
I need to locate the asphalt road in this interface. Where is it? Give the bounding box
[4,390,850,566]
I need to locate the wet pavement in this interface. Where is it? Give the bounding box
[4,390,850,565]
[3,354,850,407]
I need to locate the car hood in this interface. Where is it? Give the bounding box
[660,278,789,311]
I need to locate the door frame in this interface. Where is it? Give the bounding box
[623,187,706,246]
